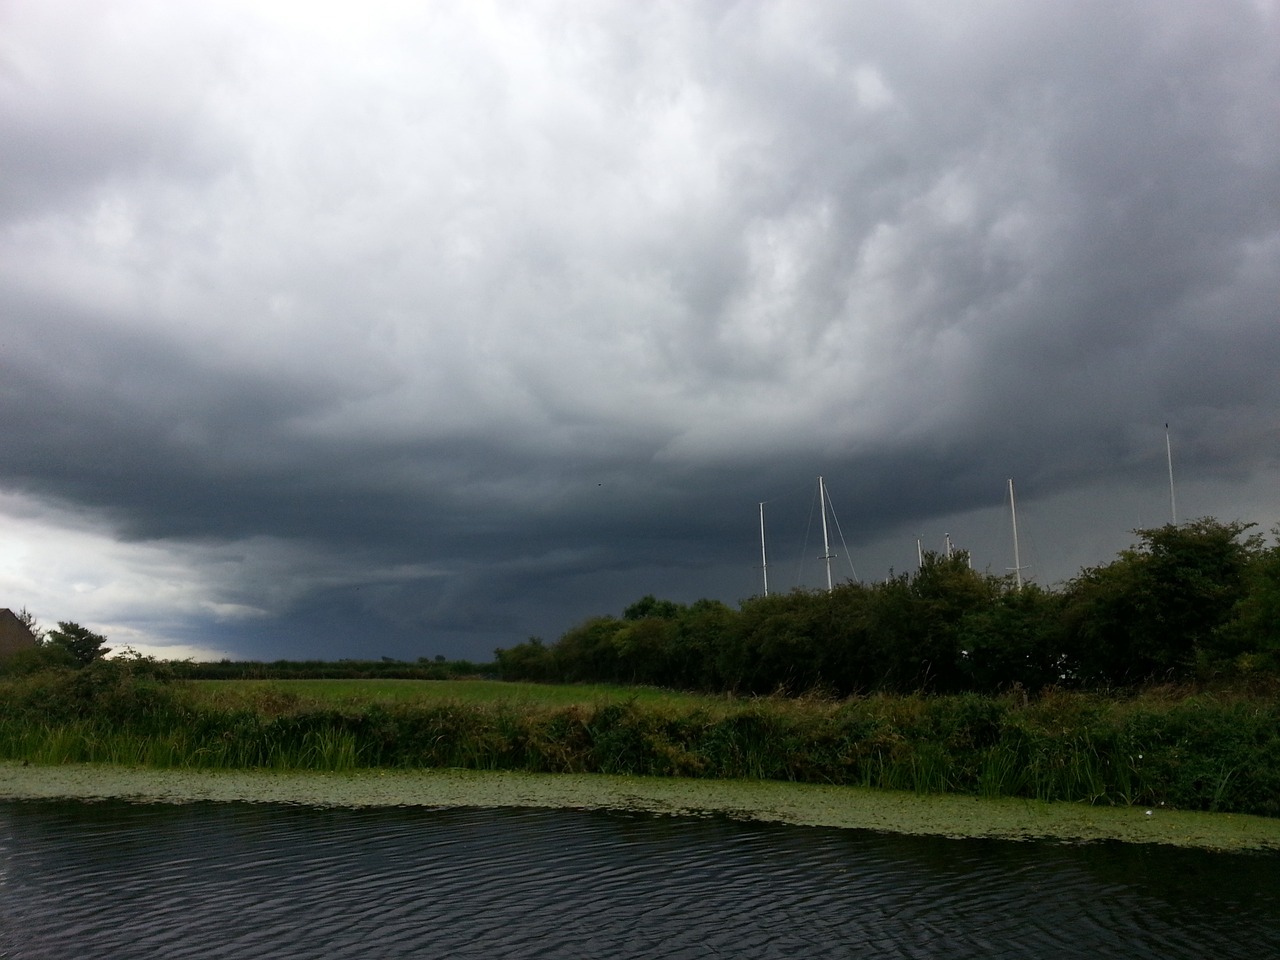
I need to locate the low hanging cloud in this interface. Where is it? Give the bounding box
[1,0,1277,660]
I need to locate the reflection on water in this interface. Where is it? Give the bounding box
[1,799,1277,959]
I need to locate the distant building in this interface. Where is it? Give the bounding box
[0,608,38,658]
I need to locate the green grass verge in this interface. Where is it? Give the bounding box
[2,668,1279,819]
[187,678,731,712]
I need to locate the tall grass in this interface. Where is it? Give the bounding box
[3,665,1279,817]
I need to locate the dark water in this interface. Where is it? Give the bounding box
[1,800,1278,959]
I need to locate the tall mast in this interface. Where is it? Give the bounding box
[759,501,769,597]
[818,476,834,593]
[1165,423,1177,526]
[1008,478,1023,590]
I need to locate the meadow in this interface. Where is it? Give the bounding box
[187,678,729,712]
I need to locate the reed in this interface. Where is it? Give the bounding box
[2,667,1278,817]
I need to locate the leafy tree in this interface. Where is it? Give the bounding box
[553,615,627,682]
[623,595,684,621]
[728,589,828,694]
[610,616,677,685]
[814,581,877,695]
[494,637,557,681]
[1061,518,1259,684]
[1218,530,1280,672]
[957,582,1066,691]
[523,516,1280,696]
[672,598,737,690]
[1144,518,1259,668]
[906,551,996,692]
[44,621,112,667]
[861,552,994,692]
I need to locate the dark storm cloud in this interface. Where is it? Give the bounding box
[1,0,1277,659]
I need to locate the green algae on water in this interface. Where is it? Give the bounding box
[2,762,1277,853]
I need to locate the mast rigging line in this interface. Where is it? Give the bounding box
[790,477,861,590]
[756,477,860,594]
[821,481,861,586]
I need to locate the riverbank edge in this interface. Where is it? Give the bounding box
[3,762,1278,852]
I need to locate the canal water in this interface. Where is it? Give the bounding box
[1,799,1277,958]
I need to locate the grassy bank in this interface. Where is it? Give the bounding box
[2,668,1278,818]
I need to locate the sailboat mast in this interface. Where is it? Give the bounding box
[818,476,834,593]
[1008,478,1022,590]
[1165,423,1177,526]
[759,502,769,597]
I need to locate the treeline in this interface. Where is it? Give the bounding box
[496,518,1280,695]
[0,635,496,683]
[166,658,496,681]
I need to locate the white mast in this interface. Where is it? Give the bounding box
[1165,423,1177,526]
[818,476,834,593]
[759,501,769,597]
[1008,477,1023,590]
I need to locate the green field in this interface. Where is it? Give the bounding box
[188,678,734,712]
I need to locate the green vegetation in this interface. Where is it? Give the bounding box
[5,764,1279,851]
[44,621,112,666]
[1,661,1278,818]
[186,679,727,712]
[497,518,1280,695]
[4,514,1279,825]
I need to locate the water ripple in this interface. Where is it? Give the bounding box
[1,800,1277,959]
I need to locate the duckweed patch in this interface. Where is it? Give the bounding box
[3,763,1278,853]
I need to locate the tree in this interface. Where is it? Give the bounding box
[862,552,994,692]
[1061,518,1259,684]
[1217,529,1280,672]
[957,582,1067,691]
[44,621,111,667]
[611,616,677,685]
[15,607,44,641]
[553,616,627,682]
[672,598,737,690]
[495,637,557,681]
[622,594,683,621]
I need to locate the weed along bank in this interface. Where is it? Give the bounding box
[3,666,1280,840]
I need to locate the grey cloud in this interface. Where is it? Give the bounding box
[1,0,1277,659]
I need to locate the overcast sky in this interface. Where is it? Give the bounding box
[2,0,1277,662]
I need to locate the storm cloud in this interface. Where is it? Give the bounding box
[2,0,1278,660]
